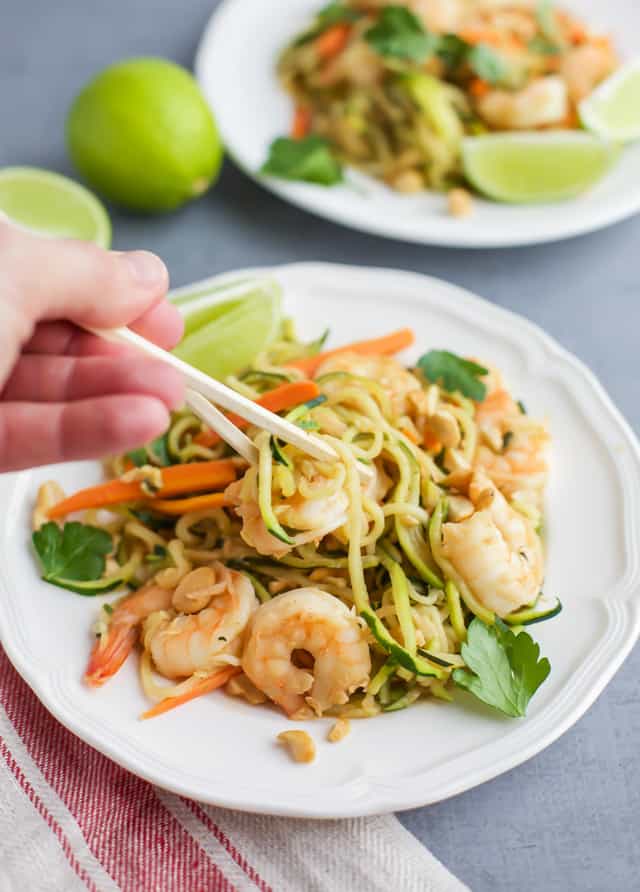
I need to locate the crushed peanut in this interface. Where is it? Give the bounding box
[448,187,474,218]
[390,169,425,194]
[172,566,218,614]
[424,410,461,449]
[277,730,316,763]
[32,480,66,530]
[120,464,164,495]
[268,579,289,595]
[226,673,267,705]
[327,719,351,743]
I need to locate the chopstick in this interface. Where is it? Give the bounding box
[85,325,340,464]
[184,388,258,464]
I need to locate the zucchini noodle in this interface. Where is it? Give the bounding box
[64,315,551,721]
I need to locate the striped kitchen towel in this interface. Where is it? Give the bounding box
[0,646,467,892]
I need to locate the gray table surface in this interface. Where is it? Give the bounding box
[3,1,639,889]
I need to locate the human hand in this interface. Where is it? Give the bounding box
[0,220,185,471]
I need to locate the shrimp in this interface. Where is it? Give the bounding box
[226,460,349,559]
[473,376,549,508]
[242,588,371,718]
[316,352,421,419]
[409,0,468,34]
[475,75,568,130]
[560,43,617,103]
[144,563,257,679]
[441,471,543,616]
[85,582,174,686]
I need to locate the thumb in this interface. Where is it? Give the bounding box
[0,220,170,331]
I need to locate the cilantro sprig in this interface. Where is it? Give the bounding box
[453,619,551,717]
[364,6,438,63]
[362,6,509,84]
[32,522,116,595]
[126,432,171,468]
[293,2,362,46]
[417,350,488,401]
[261,136,343,186]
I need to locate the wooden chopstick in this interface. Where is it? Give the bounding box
[85,325,339,464]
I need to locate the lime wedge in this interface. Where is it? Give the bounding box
[462,133,614,203]
[0,167,111,246]
[173,286,282,380]
[579,60,640,144]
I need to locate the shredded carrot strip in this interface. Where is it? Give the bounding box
[469,78,490,98]
[149,492,231,515]
[193,381,320,448]
[47,460,237,519]
[286,329,415,378]
[291,106,312,139]
[458,27,503,48]
[315,23,351,59]
[141,666,240,719]
[423,429,441,452]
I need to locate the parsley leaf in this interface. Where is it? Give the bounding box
[468,44,509,84]
[365,6,438,63]
[417,350,488,400]
[436,33,469,69]
[261,136,343,186]
[124,446,147,468]
[33,522,113,587]
[317,2,361,27]
[453,619,551,717]
[126,433,172,468]
[293,2,361,46]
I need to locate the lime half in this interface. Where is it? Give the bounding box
[173,284,282,380]
[580,60,640,144]
[462,133,614,203]
[0,167,111,246]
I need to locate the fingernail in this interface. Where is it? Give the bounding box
[123,251,167,289]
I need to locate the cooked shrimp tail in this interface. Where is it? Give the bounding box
[85,583,173,687]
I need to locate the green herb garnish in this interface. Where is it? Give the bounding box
[126,433,172,468]
[32,522,113,593]
[261,136,343,186]
[468,44,509,84]
[417,350,488,401]
[453,618,551,717]
[293,2,361,46]
[365,5,438,63]
[436,33,469,68]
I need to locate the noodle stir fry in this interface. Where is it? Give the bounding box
[265,1,617,193]
[33,322,559,722]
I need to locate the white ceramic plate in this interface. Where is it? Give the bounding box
[196,0,640,248]
[1,262,639,818]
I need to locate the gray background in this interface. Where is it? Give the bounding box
[2,1,639,889]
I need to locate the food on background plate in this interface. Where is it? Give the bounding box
[66,58,223,213]
[32,312,560,727]
[262,1,623,203]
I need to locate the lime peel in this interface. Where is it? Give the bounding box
[0,167,111,246]
[173,284,283,380]
[462,132,614,203]
[579,60,640,144]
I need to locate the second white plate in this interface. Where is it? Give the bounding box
[1,262,639,817]
[196,0,640,248]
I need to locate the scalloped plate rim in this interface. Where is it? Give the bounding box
[1,261,639,818]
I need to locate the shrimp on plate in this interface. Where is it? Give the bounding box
[143,563,257,680]
[242,588,371,719]
[473,369,549,511]
[440,471,544,617]
[85,564,257,686]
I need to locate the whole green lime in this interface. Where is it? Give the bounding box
[66,58,222,213]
